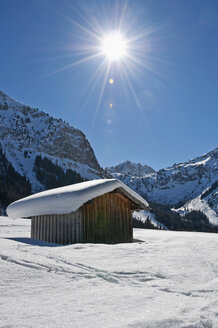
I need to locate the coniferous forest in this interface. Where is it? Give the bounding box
[0,147,31,210]
[33,155,85,190]
[148,203,218,233]
[0,152,85,212]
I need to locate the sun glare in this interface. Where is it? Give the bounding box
[39,4,162,128]
[102,32,127,62]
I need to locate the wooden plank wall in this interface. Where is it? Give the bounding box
[31,210,83,245]
[82,192,133,244]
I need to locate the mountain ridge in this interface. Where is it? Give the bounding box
[0,90,105,194]
[106,147,218,224]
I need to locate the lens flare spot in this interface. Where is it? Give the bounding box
[109,78,114,84]
[105,99,115,109]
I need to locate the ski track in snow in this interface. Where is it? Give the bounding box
[0,216,218,328]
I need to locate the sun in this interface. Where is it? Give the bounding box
[38,4,160,127]
[102,32,127,62]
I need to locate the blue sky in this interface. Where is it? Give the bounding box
[0,0,217,170]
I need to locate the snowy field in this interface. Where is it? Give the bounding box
[0,216,218,328]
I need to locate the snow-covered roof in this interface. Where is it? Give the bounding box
[6,179,149,219]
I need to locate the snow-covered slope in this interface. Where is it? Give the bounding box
[174,181,218,225]
[132,209,167,230]
[0,90,104,192]
[107,149,218,223]
[1,216,218,328]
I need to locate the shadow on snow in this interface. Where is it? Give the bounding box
[5,237,63,247]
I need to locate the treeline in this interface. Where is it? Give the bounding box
[33,155,85,190]
[133,217,160,230]
[150,203,218,233]
[0,147,32,210]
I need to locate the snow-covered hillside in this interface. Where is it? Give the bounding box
[107,149,218,223]
[1,216,218,328]
[174,181,218,225]
[0,90,104,192]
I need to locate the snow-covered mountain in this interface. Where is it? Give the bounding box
[107,149,218,223]
[106,161,155,177]
[0,90,104,193]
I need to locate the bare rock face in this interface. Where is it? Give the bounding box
[0,90,103,191]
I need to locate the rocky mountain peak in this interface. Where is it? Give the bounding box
[106,160,156,177]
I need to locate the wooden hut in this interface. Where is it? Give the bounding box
[7,179,149,244]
